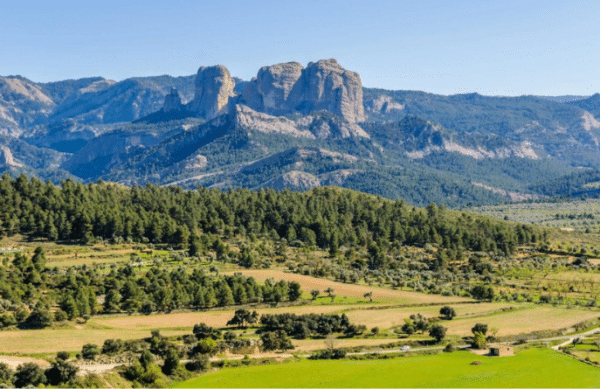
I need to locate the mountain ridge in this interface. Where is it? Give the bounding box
[1,59,600,207]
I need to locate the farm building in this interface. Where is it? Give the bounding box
[490,346,514,357]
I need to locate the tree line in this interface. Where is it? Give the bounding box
[0,247,302,328]
[0,174,542,257]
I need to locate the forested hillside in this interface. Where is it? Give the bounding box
[0,174,539,256]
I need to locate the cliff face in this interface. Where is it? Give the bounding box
[291,59,365,123]
[241,62,304,116]
[240,59,365,122]
[187,65,235,120]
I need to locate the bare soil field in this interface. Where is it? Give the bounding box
[343,303,515,329]
[228,270,473,305]
[443,306,600,336]
[0,326,191,354]
[96,305,353,330]
[0,355,50,369]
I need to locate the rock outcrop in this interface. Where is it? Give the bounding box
[233,105,315,138]
[241,59,365,122]
[291,59,365,123]
[365,95,404,114]
[0,145,18,166]
[162,88,184,112]
[188,65,235,120]
[241,62,304,115]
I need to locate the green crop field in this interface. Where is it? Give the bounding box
[173,348,600,388]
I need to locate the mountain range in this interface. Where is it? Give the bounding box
[2,59,600,207]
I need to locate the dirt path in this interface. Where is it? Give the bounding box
[551,327,600,350]
[0,355,50,370]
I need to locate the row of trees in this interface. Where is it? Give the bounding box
[0,247,303,328]
[259,313,364,339]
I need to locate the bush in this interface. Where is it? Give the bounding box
[0,362,13,385]
[14,362,46,388]
[186,354,211,372]
[428,324,447,343]
[45,359,79,385]
[162,347,180,375]
[472,332,487,349]
[310,349,347,360]
[102,338,124,355]
[81,343,100,360]
[139,363,165,387]
[56,351,70,361]
[443,343,455,353]
[194,338,218,356]
[440,306,456,320]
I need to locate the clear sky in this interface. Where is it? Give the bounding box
[1,0,599,96]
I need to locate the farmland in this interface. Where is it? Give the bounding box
[2,285,598,356]
[469,198,600,235]
[227,270,473,305]
[3,183,600,387]
[173,347,600,388]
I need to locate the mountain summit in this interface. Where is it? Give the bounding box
[166,59,365,123]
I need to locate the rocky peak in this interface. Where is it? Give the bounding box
[241,62,304,115]
[187,65,235,120]
[162,87,184,112]
[291,59,365,123]
[241,59,365,123]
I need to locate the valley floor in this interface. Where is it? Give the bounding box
[173,347,600,388]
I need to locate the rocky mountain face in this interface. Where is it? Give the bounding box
[240,59,365,122]
[2,59,600,206]
[187,65,236,120]
[0,76,56,136]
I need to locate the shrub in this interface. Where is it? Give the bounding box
[102,338,124,355]
[162,347,180,375]
[186,354,211,372]
[56,351,70,361]
[81,343,100,360]
[14,362,46,388]
[472,332,487,349]
[194,338,218,356]
[444,343,455,353]
[310,349,347,360]
[0,362,13,385]
[45,359,79,385]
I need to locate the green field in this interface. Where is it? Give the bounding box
[173,348,600,388]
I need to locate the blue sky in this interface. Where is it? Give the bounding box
[1,0,599,96]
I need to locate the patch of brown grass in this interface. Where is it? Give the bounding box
[228,270,473,305]
[344,303,515,329]
[444,306,600,336]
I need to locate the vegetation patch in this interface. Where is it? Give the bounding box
[173,348,600,388]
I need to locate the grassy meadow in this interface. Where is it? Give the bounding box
[173,347,600,388]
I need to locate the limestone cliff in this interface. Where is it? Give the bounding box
[188,65,235,120]
[290,59,365,123]
[241,62,304,115]
[241,59,365,122]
